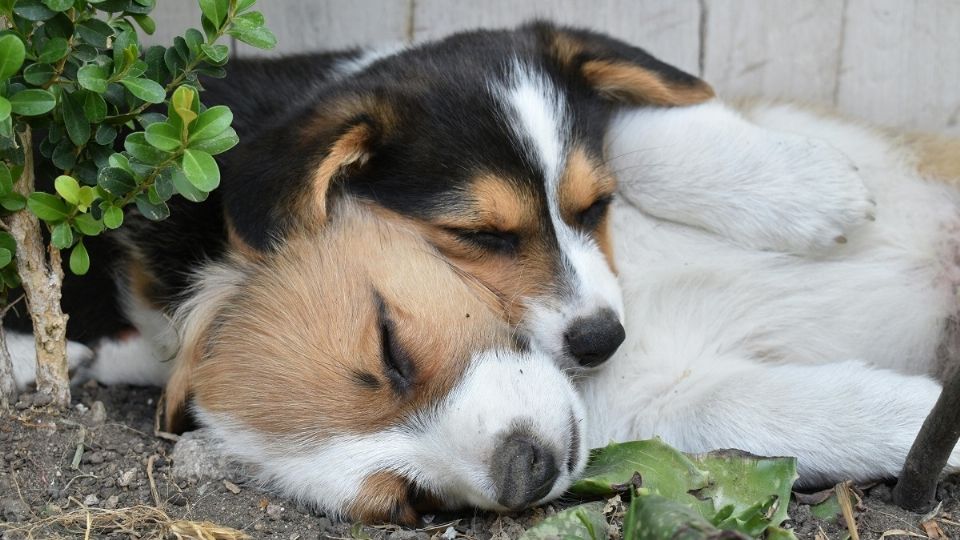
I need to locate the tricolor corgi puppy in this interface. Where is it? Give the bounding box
[162,102,960,521]
[207,22,877,370]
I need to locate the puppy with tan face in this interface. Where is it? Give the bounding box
[208,21,717,371]
[163,200,588,523]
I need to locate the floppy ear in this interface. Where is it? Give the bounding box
[537,22,715,106]
[220,97,391,253]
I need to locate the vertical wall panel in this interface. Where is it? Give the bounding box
[836,0,960,135]
[701,0,845,105]
[233,0,412,57]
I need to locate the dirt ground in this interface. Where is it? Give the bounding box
[1,384,959,540]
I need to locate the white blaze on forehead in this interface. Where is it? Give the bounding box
[500,60,569,184]
[496,61,624,349]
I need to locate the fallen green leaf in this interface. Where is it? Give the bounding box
[520,501,607,540]
[571,439,798,539]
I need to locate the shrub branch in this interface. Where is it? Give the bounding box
[893,365,960,511]
[2,127,70,407]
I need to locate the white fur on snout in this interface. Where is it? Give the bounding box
[193,348,586,518]
[413,349,588,510]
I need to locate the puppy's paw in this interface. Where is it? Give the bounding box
[744,136,876,254]
[8,331,94,390]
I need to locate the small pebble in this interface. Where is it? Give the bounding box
[104,495,120,510]
[118,469,137,487]
[83,494,99,507]
[87,401,107,426]
[441,526,458,539]
[223,480,241,494]
[0,498,31,522]
[266,503,283,519]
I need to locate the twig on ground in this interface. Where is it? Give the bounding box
[837,481,860,540]
[147,454,161,507]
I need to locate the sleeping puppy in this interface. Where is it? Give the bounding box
[175,104,959,521]
[155,104,959,521]
[193,21,872,371]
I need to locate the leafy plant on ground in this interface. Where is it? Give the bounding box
[522,438,799,540]
[0,0,275,407]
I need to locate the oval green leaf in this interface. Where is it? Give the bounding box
[145,122,182,152]
[82,91,107,123]
[42,0,74,11]
[27,192,70,221]
[69,240,90,275]
[102,205,123,229]
[37,37,70,64]
[51,222,74,249]
[0,97,9,122]
[120,77,165,104]
[0,248,11,269]
[13,0,56,21]
[170,166,208,203]
[9,89,56,116]
[135,193,170,221]
[98,166,137,196]
[188,126,238,155]
[74,213,104,236]
[23,63,55,86]
[181,148,220,192]
[77,64,109,93]
[54,175,81,204]
[0,35,27,81]
[62,92,91,146]
[1,193,27,212]
[189,105,233,142]
[124,132,171,164]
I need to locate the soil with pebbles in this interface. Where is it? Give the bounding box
[1,383,959,539]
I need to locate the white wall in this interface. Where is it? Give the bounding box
[149,0,960,134]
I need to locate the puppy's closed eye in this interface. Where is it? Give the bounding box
[576,196,612,231]
[376,294,416,395]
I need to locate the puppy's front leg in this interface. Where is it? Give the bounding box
[607,101,875,253]
[620,359,955,488]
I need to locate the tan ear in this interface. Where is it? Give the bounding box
[580,59,715,106]
[308,121,377,224]
[544,23,715,106]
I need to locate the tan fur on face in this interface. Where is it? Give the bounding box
[558,148,617,270]
[347,472,419,525]
[420,176,557,324]
[181,202,514,437]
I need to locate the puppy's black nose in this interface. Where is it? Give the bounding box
[564,308,625,367]
[491,431,559,510]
